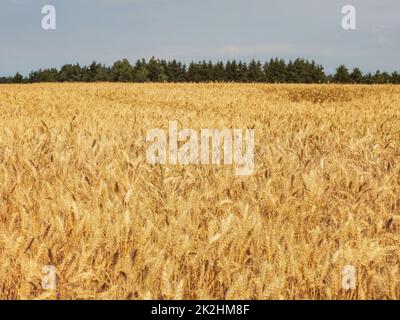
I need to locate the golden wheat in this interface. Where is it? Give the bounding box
[0,83,399,300]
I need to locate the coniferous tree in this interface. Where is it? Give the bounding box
[180,63,188,82]
[212,61,226,82]
[13,72,24,83]
[187,62,199,82]
[350,67,363,84]
[147,57,167,82]
[309,61,326,83]
[301,60,322,83]
[392,72,400,84]
[333,65,351,83]
[285,60,295,83]
[265,58,286,83]
[362,72,373,84]
[285,59,302,83]
[111,59,134,82]
[247,59,264,82]
[166,59,186,82]
[206,61,215,82]
[57,64,83,82]
[237,61,248,83]
[226,60,239,82]
[133,59,149,82]
[95,64,111,82]
[0,77,12,83]
[199,61,211,82]
[373,70,391,84]
[29,68,58,82]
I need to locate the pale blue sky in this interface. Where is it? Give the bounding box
[0,0,399,76]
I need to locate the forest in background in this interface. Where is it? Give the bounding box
[1,57,399,84]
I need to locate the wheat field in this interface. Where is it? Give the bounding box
[0,83,399,300]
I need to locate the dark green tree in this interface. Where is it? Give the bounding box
[237,61,248,83]
[350,67,363,84]
[247,60,264,82]
[265,58,286,83]
[133,59,149,82]
[225,60,239,82]
[187,62,200,82]
[58,64,84,82]
[333,65,351,83]
[362,73,373,84]
[29,68,58,82]
[147,57,168,82]
[13,72,24,83]
[391,72,400,84]
[373,70,391,84]
[209,61,224,82]
[111,59,134,82]
[308,60,326,83]
[166,60,186,82]
[199,61,211,82]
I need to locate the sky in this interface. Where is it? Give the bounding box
[0,0,399,76]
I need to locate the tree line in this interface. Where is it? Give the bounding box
[1,57,399,84]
